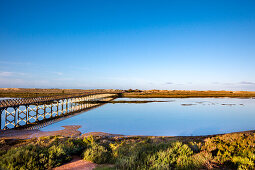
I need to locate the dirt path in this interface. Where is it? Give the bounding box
[54,156,97,170]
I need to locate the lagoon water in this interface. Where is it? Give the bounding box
[40,97,255,136]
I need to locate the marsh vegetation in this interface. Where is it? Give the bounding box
[123,90,255,98]
[1,132,255,169]
[1,88,255,98]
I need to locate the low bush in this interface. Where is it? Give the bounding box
[82,136,111,164]
[0,137,82,170]
[48,144,72,167]
[63,138,86,155]
[83,144,111,164]
[0,144,48,170]
[202,133,255,169]
[147,142,194,169]
[1,133,255,169]
[110,140,207,169]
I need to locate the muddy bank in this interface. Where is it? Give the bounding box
[0,125,81,139]
[82,132,123,138]
[1,124,255,141]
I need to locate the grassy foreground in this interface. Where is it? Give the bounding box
[1,132,255,169]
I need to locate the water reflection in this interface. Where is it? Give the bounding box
[38,97,255,136]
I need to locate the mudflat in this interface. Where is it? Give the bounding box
[0,125,82,139]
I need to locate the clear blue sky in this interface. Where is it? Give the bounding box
[0,0,255,90]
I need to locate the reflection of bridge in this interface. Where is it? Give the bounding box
[0,93,120,130]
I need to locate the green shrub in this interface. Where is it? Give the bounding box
[83,144,111,164]
[63,138,86,155]
[0,137,77,170]
[189,151,213,169]
[111,140,165,169]
[202,133,255,169]
[110,140,200,170]
[48,144,72,167]
[0,149,7,157]
[2,133,255,169]
[0,144,48,170]
[147,142,194,169]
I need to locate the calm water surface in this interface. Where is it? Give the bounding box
[41,98,255,136]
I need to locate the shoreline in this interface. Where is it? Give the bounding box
[1,125,255,140]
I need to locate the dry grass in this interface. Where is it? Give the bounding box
[0,88,122,98]
[123,90,255,98]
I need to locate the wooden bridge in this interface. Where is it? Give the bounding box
[0,93,120,130]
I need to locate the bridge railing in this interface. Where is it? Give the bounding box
[0,93,119,130]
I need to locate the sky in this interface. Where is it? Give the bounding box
[0,0,255,90]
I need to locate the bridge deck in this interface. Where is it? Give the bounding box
[0,92,121,109]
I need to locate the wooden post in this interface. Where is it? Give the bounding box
[79,98,82,110]
[26,105,28,125]
[0,108,3,130]
[36,104,39,122]
[28,105,31,124]
[57,101,59,116]
[72,98,74,111]
[66,99,68,114]
[17,106,20,127]
[50,103,53,118]
[62,99,64,115]
[72,98,74,112]
[4,108,8,129]
[14,107,17,127]
[44,104,46,119]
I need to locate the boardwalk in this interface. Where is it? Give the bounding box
[0,93,120,130]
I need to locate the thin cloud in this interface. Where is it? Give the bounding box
[55,77,74,81]
[239,81,255,85]
[0,72,13,77]
[52,72,63,76]
[0,71,26,77]
[222,83,235,85]
[0,61,31,65]
[165,82,186,85]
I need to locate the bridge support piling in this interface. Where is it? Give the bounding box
[4,108,7,129]
[0,109,1,129]
[50,103,53,118]
[66,99,68,114]
[43,104,46,119]
[28,105,31,124]
[36,104,39,122]
[26,105,29,125]
[61,100,64,115]
[56,101,59,116]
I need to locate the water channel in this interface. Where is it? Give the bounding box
[40,97,255,136]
